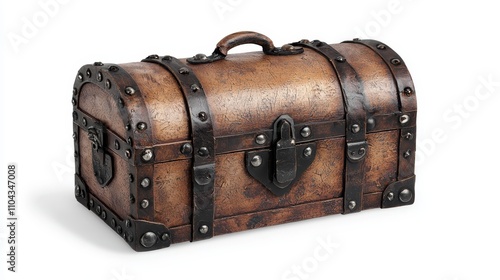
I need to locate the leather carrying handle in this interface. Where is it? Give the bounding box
[187,31,303,64]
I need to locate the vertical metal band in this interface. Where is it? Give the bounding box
[142,55,215,241]
[293,40,367,214]
[343,39,417,181]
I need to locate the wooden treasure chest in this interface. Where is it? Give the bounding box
[72,31,417,251]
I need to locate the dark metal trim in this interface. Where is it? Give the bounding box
[343,39,417,182]
[74,174,171,251]
[88,121,113,186]
[382,175,416,208]
[142,55,216,242]
[294,40,368,214]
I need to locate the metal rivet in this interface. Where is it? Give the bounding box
[141,178,151,188]
[403,150,411,158]
[191,84,200,92]
[399,114,410,124]
[75,186,80,196]
[111,218,116,227]
[146,54,159,60]
[376,44,386,50]
[128,173,134,183]
[72,132,77,141]
[358,147,366,156]
[387,192,394,201]
[108,65,119,72]
[367,118,376,130]
[89,199,94,208]
[180,143,193,156]
[72,111,78,121]
[73,88,77,95]
[74,151,78,158]
[348,200,356,210]
[251,155,262,167]
[129,194,135,204]
[125,86,135,95]
[281,44,296,51]
[82,117,87,127]
[94,62,104,66]
[125,123,131,131]
[97,72,103,82]
[142,149,153,162]
[86,69,92,78]
[303,147,312,157]
[335,56,346,62]
[81,190,86,198]
[141,199,150,209]
[353,38,360,41]
[351,124,360,133]
[391,58,401,65]
[125,149,132,159]
[399,189,413,203]
[137,122,147,130]
[300,127,311,138]
[118,98,124,108]
[162,55,172,61]
[403,87,413,96]
[95,205,102,215]
[116,226,123,234]
[77,73,83,81]
[179,67,190,75]
[72,98,76,105]
[198,147,209,157]
[299,39,310,44]
[101,210,107,220]
[255,134,267,145]
[125,220,132,228]
[114,140,120,150]
[127,234,134,243]
[198,111,208,121]
[161,233,170,241]
[194,53,208,61]
[105,79,111,89]
[199,225,209,234]
[140,232,157,248]
[403,132,414,140]
[127,137,133,145]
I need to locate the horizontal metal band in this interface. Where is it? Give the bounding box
[74,109,416,164]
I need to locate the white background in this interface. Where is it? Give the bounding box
[1,0,499,279]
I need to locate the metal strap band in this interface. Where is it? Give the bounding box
[142,55,215,241]
[344,39,417,180]
[293,40,367,214]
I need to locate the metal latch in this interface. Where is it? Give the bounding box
[246,115,316,196]
[88,121,113,186]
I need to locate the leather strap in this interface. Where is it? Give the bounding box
[142,55,215,241]
[294,40,367,214]
[344,39,417,180]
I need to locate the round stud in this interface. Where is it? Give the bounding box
[105,79,111,89]
[127,234,134,243]
[351,124,360,134]
[403,150,412,158]
[94,62,104,66]
[108,65,119,72]
[118,98,124,108]
[125,149,132,159]
[75,186,80,197]
[198,147,209,157]
[179,67,190,75]
[403,87,413,96]
[116,226,123,234]
[86,69,92,78]
[95,205,102,215]
[348,200,356,210]
[140,232,158,248]
[335,56,346,63]
[303,147,312,157]
[125,123,131,131]
[73,88,77,95]
[141,178,151,188]
[281,44,296,51]
[387,192,395,201]
[82,117,87,127]
[89,199,94,208]
[137,122,147,130]
[77,73,83,81]
[72,111,78,121]
[71,98,76,106]
[129,194,135,204]
[194,53,208,61]
[367,118,376,130]
[255,134,267,145]
[376,44,386,50]
[403,132,414,140]
[125,220,132,228]
[399,114,410,125]
[81,190,86,199]
[114,140,120,150]
[125,86,135,95]
[399,189,413,203]
[111,218,116,227]
[161,233,170,241]
[251,155,262,167]
[301,126,311,138]
[358,147,366,156]
[127,137,133,145]
[72,132,77,141]
[198,111,208,121]
[191,84,200,92]
[97,72,103,82]
[162,55,173,61]
[180,143,193,156]
[199,225,209,234]
[391,58,401,65]
[101,210,107,220]
[141,199,150,209]
[141,149,153,162]
[353,38,360,41]
[128,173,134,183]
[147,54,159,59]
